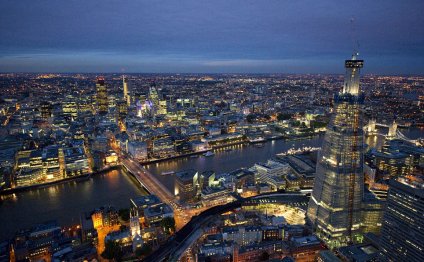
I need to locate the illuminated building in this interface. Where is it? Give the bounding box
[42,146,62,180]
[40,101,52,120]
[338,243,379,261]
[199,171,216,190]
[175,169,199,202]
[15,149,44,186]
[105,151,119,165]
[370,139,422,177]
[360,190,384,235]
[91,206,119,229]
[152,137,175,157]
[373,150,413,177]
[63,146,90,177]
[290,235,327,262]
[379,178,424,261]
[127,141,148,161]
[107,94,117,110]
[95,77,108,115]
[418,95,424,110]
[123,75,130,106]
[307,53,366,248]
[129,207,141,237]
[158,100,167,115]
[62,99,78,118]
[200,186,232,207]
[254,160,290,190]
[176,98,193,108]
[149,84,159,107]
[91,210,103,229]
[130,195,161,216]
[222,226,263,246]
[144,203,174,226]
[117,100,128,118]
[104,230,133,250]
[11,222,64,261]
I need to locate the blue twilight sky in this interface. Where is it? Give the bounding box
[0,0,423,74]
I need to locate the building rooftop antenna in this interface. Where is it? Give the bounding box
[350,17,360,58]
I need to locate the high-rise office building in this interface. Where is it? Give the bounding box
[379,178,424,261]
[40,101,52,120]
[96,77,108,115]
[123,75,130,106]
[175,169,199,203]
[307,53,365,248]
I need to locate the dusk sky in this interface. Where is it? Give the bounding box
[1,0,423,74]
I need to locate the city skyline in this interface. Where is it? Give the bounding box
[1,0,424,74]
[1,1,424,261]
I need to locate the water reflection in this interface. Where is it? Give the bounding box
[145,137,324,192]
[0,170,147,242]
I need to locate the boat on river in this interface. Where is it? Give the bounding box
[203,151,215,157]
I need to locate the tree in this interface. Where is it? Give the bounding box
[118,208,130,222]
[312,121,327,129]
[292,120,301,127]
[259,251,270,261]
[135,244,152,257]
[277,113,292,121]
[246,114,257,123]
[160,217,176,234]
[101,240,123,261]
[119,225,127,232]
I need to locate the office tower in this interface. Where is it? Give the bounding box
[158,100,167,115]
[379,178,424,262]
[40,102,52,120]
[149,84,159,108]
[307,53,365,248]
[62,97,78,118]
[175,169,199,203]
[123,75,130,106]
[117,100,128,118]
[95,77,108,115]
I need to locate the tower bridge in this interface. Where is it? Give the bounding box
[363,119,415,141]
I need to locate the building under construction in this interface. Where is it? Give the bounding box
[307,53,383,248]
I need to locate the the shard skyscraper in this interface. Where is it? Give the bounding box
[307,53,365,248]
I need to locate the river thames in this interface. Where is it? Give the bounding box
[0,127,422,241]
[0,136,323,241]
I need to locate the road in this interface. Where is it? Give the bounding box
[143,192,310,262]
[121,157,192,229]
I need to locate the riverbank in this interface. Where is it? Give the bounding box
[0,168,147,242]
[0,165,121,196]
[140,133,322,166]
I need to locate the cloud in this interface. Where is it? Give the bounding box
[0,0,423,73]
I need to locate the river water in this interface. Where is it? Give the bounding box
[144,136,324,193]
[0,127,422,241]
[0,170,148,241]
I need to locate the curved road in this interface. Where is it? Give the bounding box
[143,192,310,262]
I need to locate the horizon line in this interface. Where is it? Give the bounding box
[1,72,424,77]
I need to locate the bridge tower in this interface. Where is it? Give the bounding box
[387,120,397,139]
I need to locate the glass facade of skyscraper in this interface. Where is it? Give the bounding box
[380,178,424,261]
[307,54,366,248]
